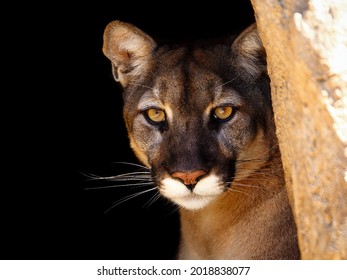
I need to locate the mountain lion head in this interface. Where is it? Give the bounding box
[102,21,277,210]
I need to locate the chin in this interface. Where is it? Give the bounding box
[172,194,218,210]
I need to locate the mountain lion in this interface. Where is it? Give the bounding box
[102,20,300,259]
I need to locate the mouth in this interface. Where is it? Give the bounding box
[159,174,225,210]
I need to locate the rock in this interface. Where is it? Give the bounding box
[250,0,347,259]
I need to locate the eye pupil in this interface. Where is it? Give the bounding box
[213,106,233,121]
[146,108,166,123]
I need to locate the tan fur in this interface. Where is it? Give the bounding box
[128,134,151,168]
[103,21,156,86]
[232,24,266,78]
[102,21,300,260]
[179,144,298,259]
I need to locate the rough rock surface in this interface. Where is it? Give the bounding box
[250,0,347,259]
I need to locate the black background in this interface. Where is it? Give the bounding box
[4,1,255,260]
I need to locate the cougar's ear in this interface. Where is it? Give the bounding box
[231,23,267,79]
[102,20,157,87]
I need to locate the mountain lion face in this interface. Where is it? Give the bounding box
[103,21,276,210]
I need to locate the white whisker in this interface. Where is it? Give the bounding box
[214,74,241,89]
[227,187,252,197]
[82,171,152,181]
[233,170,277,177]
[105,172,152,180]
[144,192,162,208]
[105,187,157,213]
[230,177,274,182]
[105,177,153,182]
[237,144,279,163]
[85,182,154,190]
[229,182,264,190]
[165,204,181,218]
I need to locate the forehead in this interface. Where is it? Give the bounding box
[151,45,233,107]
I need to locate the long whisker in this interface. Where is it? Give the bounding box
[235,165,283,173]
[111,161,150,169]
[214,74,242,89]
[229,177,275,183]
[82,171,153,181]
[236,158,270,164]
[165,204,181,218]
[103,178,153,182]
[230,183,273,194]
[105,172,153,181]
[237,144,280,163]
[234,169,282,177]
[227,187,252,197]
[85,182,154,190]
[105,187,157,214]
[144,192,162,208]
[236,156,280,166]
[227,181,262,188]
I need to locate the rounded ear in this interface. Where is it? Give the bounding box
[232,23,267,79]
[102,21,157,87]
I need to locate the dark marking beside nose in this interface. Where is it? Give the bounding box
[172,170,207,186]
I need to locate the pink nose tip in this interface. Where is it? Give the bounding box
[171,170,207,186]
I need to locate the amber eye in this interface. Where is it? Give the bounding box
[145,108,166,124]
[213,106,233,121]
